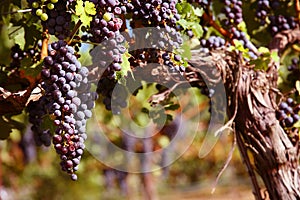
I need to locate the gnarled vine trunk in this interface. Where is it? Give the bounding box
[188,37,300,199]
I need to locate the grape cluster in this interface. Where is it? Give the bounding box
[90,0,125,14]
[28,0,73,39]
[222,0,243,26]
[231,27,257,59]
[43,1,72,39]
[200,36,226,50]
[288,58,300,72]
[27,96,52,147]
[128,0,184,76]
[129,0,182,49]
[220,1,258,58]
[40,40,96,180]
[276,98,300,128]
[255,0,270,24]
[269,15,297,36]
[91,34,125,78]
[10,44,41,69]
[87,2,125,78]
[287,57,300,87]
[88,12,123,43]
[162,52,185,73]
[27,0,56,21]
[128,49,159,68]
[187,0,210,8]
[97,77,127,115]
[10,45,27,68]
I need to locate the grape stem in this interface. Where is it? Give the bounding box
[67,20,82,45]
[202,13,233,42]
[0,8,32,15]
[41,29,49,59]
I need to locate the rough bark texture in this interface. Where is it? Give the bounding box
[188,46,300,199]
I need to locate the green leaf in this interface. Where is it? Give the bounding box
[294,120,300,128]
[251,58,269,71]
[177,19,188,29]
[14,28,25,49]
[176,3,183,13]
[75,0,84,15]
[191,23,203,38]
[271,51,280,63]
[75,0,95,27]
[84,1,96,15]
[180,42,192,60]
[41,115,56,134]
[182,2,192,15]
[118,53,132,78]
[193,7,204,17]
[80,13,93,27]
[24,23,42,49]
[258,47,269,54]
[21,60,43,77]
[233,40,247,53]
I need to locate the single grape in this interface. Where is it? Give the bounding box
[36,9,43,16]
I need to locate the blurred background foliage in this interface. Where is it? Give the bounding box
[0,86,253,199]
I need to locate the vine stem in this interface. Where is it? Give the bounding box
[41,29,49,59]
[202,13,233,41]
[295,0,300,21]
[236,131,263,200]
[211,129,236,194]
[0,8,32,15]
[67,20,82,45]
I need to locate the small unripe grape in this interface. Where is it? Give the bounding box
[103,12,112,22]
[51,0,59,3]
[47,3,55,10]
[41,13,49,21]
[36,9,43,16]
[32,2,39,8]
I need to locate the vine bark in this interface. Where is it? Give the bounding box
[188,28,300,199]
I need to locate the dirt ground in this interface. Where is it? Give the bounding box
[159,185,255,200]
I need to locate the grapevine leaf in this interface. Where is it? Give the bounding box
[182,2,192,15]
[14,28,25,49]
[271,51,280,63]
[251,58,269,71]
[41,115,56,134]
[75,0,84,15]
[24,23,42,50]
[23,60,43,77]
[180,42,192,60]
[80,14,93,27]
[177,19,188,29]
[294,120,300,128]
[193,7,204,17]
[118,53,133,78]
[84,2,96,15]
[191,23,203,38]
[75,0,93,27]
[258,47,269,54]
